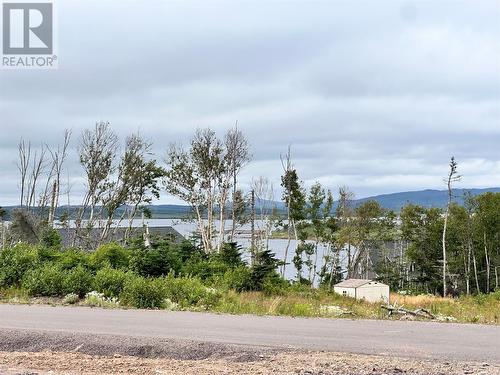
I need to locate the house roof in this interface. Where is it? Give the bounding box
[334,279,372,288]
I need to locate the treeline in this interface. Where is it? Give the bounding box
[0,123,498,297]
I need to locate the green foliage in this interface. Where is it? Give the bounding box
[93,267,131,298]
[261,274,290,296]
[55,248,90,270]
[129,245,181,277]
[0,244,40,287]
[221,266,252,292]
[84,291,120,308]
[63,293,80,304]
[90,243,130,269]
[250,248,281,291]
[213,242,245,268]
[40,227,63,249]
[281,169,306,222]
[62,265,93,297]
[121,276,166,309]
[401,204,443,293]
[163,275,222,309]
[22,263,65,296]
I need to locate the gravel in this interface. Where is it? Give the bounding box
[0,329,275,361]
[0,329,498,375]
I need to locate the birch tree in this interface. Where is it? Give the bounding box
[442,156,460,297]
[76,122,118,246]
[164,128,248,253]
[226,124,250,242]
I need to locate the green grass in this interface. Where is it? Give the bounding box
[211,289,500,324]
[1,286,498,324]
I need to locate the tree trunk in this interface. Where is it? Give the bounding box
[442,208,448,297]
[281,195,292,278]
[250,189,256,265]
[472,249,480,294]
[484,231,490,293]
[230,173,237,241]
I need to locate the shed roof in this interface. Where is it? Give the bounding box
[334,279,372,288]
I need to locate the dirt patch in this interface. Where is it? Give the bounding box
[0,350,497,375]
[0,329,274,361]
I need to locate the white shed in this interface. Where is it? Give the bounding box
[334,279,389,303]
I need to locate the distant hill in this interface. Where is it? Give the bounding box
[353,187,500,211]
[1,188,499,219]
[147,187,500,216]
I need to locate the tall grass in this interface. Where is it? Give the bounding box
[213,289,500,324]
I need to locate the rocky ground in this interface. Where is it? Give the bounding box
[0,350,498,375]
[0,329,497,375]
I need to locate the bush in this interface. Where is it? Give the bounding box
[22,263,65,296]
[94,267,131,298]
[0,244,40,287]
[221,266,252,292]
[40,227,63,249]
[121,276,167,309]
[56,248,90,270]
[129,245,182,277]
[63,293,80,304]
[163,276,222,309]
[90,243,130,269]
[62,265,93,297]
[213,243,245,267]
[181,259,228,281]
[261,274,290,296]
[84,291,119,308]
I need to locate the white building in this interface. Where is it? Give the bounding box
[334,279,389,303]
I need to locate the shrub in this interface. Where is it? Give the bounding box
[84,291,120,308]
[0,244,40,287]
[213,243,245,267]
[261,274,290,296]
[40,227,63,249]
[56,248,90,270]
[182,259,228,281]
[121,276,167,309]
[129,245,182,277]
[22,263,65,296]
[221,266,252,292]
[93,267,131,298]
[163,276,222,309]
[62,265,94,297]
[249,249,280,291]
[90,243,130,269]
[63,293,80,305]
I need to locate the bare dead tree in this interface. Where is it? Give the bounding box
[17,140,31,207]
[226,123,250,243]
[442,156,461,297]
[26,146,47,211]
[47,130,72,226]
[252,176,275,251]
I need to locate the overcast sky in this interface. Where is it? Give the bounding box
[0,0,499,205]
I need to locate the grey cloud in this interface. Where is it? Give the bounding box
[0,0,499,205]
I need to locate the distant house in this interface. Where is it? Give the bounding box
[334,279,389,303]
